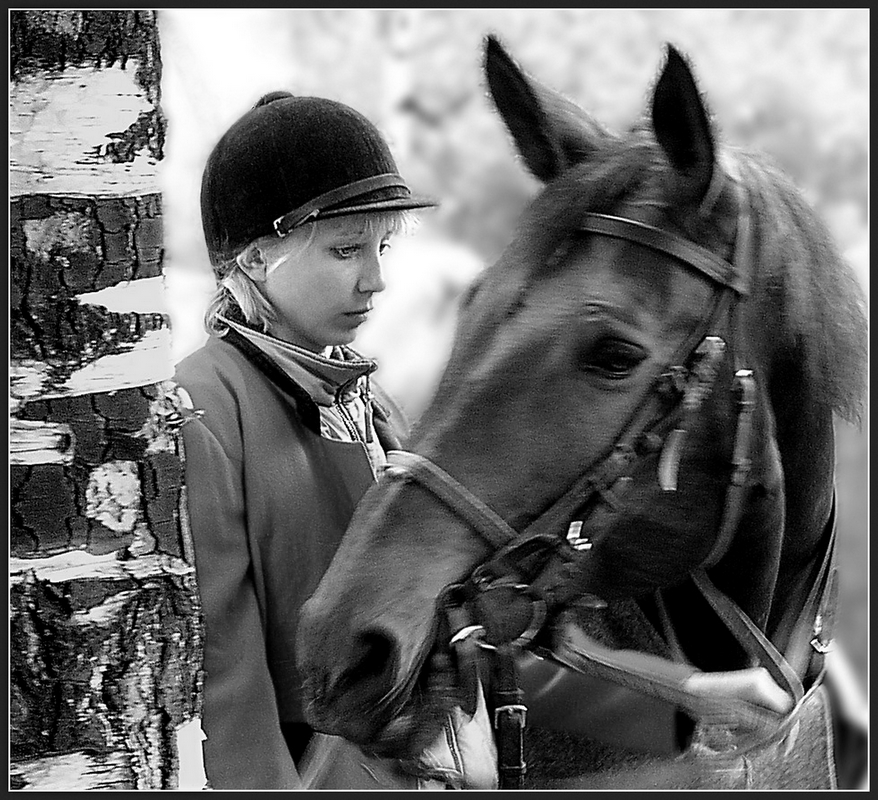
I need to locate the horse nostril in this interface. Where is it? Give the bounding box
[348,629,395,682]
[329,628,400,713]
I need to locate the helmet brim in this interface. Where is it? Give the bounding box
[316,194,439,220]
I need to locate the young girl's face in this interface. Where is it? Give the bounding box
[260,214,393,352]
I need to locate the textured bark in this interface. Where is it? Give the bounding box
[9,10,204,790]
[9,557,202,789]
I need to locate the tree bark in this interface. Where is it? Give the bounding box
[10,10,205,791]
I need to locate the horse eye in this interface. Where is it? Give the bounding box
[581,338,647,379]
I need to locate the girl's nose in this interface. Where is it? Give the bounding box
[357,248,386,294]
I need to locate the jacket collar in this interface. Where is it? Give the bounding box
[220,314,376,407]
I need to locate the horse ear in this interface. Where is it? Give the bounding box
[651,44,716,200]
[484,34,610,183]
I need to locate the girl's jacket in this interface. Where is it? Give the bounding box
[174,328,407,789]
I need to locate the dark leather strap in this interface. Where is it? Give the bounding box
[700,368,757,568]
[692,570,805,704]
[579,213,750,295]
[385,450,518,550]
[541,615,786,743]
[492,645,527,790]
[273,173,409,235]
[781,495,839,678]
[543,498,839,747]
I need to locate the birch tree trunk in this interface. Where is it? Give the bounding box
[10,10,205,790]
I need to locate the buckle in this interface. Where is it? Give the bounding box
[467,568,548,648]
[566,520,592,551]
[273,214,289,236]
[449,624,496,652]
[273,208,319,236]
[494,703,527,729]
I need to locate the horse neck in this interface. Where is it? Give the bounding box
[765,365,838,648]
[706,279,838,657]
[679,340,837,671]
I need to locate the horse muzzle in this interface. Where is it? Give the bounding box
[297,613,454,760]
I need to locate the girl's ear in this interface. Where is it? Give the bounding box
[236,242,268,281]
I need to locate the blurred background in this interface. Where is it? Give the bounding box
[156,10,868,690]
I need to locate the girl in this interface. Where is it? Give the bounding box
[173,90,436,789]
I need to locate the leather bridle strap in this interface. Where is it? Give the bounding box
[579,213,750,295]
[692,569,805,704]
[379,181,763,787]
[493,645,527,789]
[382,187,756,583]
[385,450,518,550]
[700,367,757,569]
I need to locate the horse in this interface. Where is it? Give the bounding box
[296,36,868,790]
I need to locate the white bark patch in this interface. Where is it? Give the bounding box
[58,328,174,398]
[9,418,75,465]
[9,360,51,405]
[11,331,174,403]
[85,460,143,534]
[72,589,139,626]
[23,212,99,261]
[9,550,195,584]
[10,64,158,198]
[77,276,168,314]
[9,750,133,791]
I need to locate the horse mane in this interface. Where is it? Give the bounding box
[507,130,868,427]
[733,149,868,426]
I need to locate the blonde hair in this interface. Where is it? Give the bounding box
[204,209,417,336]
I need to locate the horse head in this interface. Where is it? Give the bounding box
[296,36,867,762]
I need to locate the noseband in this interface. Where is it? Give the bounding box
[381,176,759,787]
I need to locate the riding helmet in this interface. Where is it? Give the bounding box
[201,90,437,267]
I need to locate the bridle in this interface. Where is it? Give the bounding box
[380,172,761,787]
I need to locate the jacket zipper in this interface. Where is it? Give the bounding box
[335,398,363,443]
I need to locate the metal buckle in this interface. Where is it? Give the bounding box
[565,521,592,551]
[494,703,527,729]
[466,572,548,648]
[273,215,289,237]
[273,208,319,236]
[449,624,496,652]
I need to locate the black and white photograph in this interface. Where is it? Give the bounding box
[10,8,868,791]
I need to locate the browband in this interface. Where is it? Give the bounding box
[579,212,750,296]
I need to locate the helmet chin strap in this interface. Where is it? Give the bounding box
[272,173,410,235]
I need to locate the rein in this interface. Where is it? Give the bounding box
[379,178,832,787]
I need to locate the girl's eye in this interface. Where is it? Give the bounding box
[331,240,392,259]
[331,244,361,259]
[581,337,647,379]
